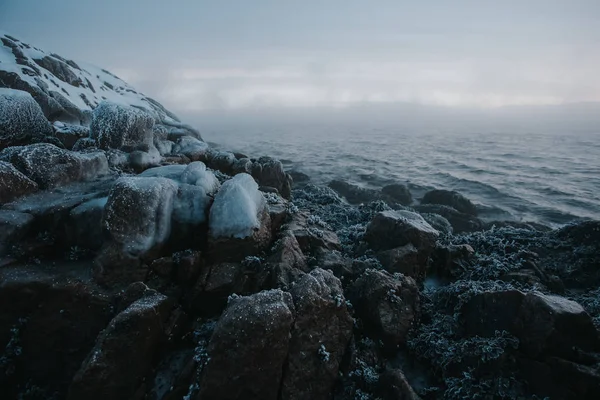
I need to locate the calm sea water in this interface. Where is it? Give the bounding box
[205,124,600,227]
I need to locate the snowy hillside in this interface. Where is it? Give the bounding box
[0,31,180,124]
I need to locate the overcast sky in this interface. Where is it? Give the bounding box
[1,0,599,112]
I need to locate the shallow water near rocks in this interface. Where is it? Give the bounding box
[206,123,600,227]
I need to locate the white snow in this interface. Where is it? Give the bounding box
[180,162,220,194]
[173,183,213,225]
[209,173,266,239]
[172,136,209,158]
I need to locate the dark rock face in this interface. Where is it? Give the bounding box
[198,290,295,400]
[66,197,107,251]
[95,177,178,284]
[0,88,53,148]
[68,292,173,400]
[364,210,439,252]
[33,56,83,87]
[413,203,483,233]
[90,101,154,150]
[377,243,428,280]
[0,160,38,204]
[378,368,421,400]
[329,179,380,204]
[52,121,91,149]
[348,269,420,347]
[421,189,478,216]
[287,170,310,186]
[252,156,292,199]
[381,183,413,206]
[0,210,34,256]
[281,269,353,400]
[0,143,109,189]
[286,212,342,254]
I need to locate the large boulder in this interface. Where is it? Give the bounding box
[281,269,353,400]
[364,210,439,252]
[0,143,109,189]
[95,177,178,284]
[381,183,413,206]
[198,289,295,400]
[0,160,38,203]
[414,204,483,233]
[348,269,420,347]
[0,210,34,256]
[421,189,478,216]
[68,292,173,400]
[376,243,428,280]
[328,179,379,204]
[89,101,154,150]
[66,197,107,251]
[286,212,341,254]
[0,88,53,148]
[252,156,292,199]
[208,173,271,262]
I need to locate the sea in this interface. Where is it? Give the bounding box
[202,120,600,228]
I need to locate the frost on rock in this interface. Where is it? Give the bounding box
[0,143,109,189]
[89,101,154,150]
[173,184,212,225]
[0,88,53,148]
[172,136,209,161]
[209,173,267,239]
[0,160,38,204]
[102,176,178,256]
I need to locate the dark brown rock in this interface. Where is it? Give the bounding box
[0,160,38,204]
[378,368,421,400]
[381,183,413,206]
[286,212,341,254]
[251,156,292,199]
[421,189,478,216]
[377,243,428,280]
[364,210,439,252]
[0,210,34,256]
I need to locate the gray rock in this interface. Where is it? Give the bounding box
[421,189,478,216]
[364,210,439,252]
[90,101,154,150]
[381,183,413,206]
[0,160,38,204]
[0,88,53,148]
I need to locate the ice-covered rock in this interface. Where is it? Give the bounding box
[0,143,109,189]
[127,146,161,173]
[89,101,154,150]
[0,88,53,148]
[0,160,38,203]
[209,173,267,239]
[180,161,220,194]
[52,121,90,149]
[171,136,209,161]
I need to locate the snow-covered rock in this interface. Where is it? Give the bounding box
[171,136,209,161]
[0,160,38,203]
[0,143,109,189]
[180,161,220,194]
[52,121,90,149]
[0,88,53,148]
[209,173,267,239]
[89,101,154,150]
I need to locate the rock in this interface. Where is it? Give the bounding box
[286,212,342,254]
[252,156,292,199]
[420,212,453,235]
[421,189,478,216]
[206,150,236,174]
[430,244,474,278]
[558,220,600,246]
[0,210,34,256]
[413,204,483,233]
[461,290,527,337]
[364,210,439,252]
[89,101,154,150]
[208,173,272,262]
[95,177,178,284]
[261,232,308,290]
[314,248,355,280]
[377,243,429,280]
[0,143,109,189]
[232,157,252,175]
[128,147,161,173]
[171,136,209,161]
[198,289,295,400]
[52,121,90,149]
[281,269,353,400]
[66,197,107,251]
[33,56,82,87]
[516,292,600,359]
[0,160,38,203]
[378,368,421,400]
[48,91,89,124]
[381,184,413,206]
[68,292,173,400]
[348,269,420,347]
[72,137,98,152]
[0,264,114,398]
[0,88,53,148]
[287,170,310,186]
[266,196,290,234]
[328,179,380,204]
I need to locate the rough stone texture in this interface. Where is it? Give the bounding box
[378,368,421,400]
[287,170,310,186]
[381,183,413,206]
[0,88,53,148]
[0,160,38,203]
[198,289,295,400]
[377,243,428,280]
[516,292,600,358]
[364,210,439,252]
[68,292,172,400]
[314,248,355,280]
[0,210,34,256]
[414,204,483,233]
[0,264,115,398]
[328,179,379,204]
[252,156,292,199]
[281,269,353,400]
[89,101,154,150]
[431,243,475,278]
[95,177,178,284]
[421,189,478,216]
[33,56,83,87]
[286,211,342,254]
[461,290,527,337]
[66,197,107,251]
[52,121,90,149]
[348,269,420,347]
[0,143,109,189]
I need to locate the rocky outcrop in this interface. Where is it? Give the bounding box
[198,290,295,400]
[414,203,483,233]
[0,143,109,189]
[0,88,53,148]
[0,210,33,256]
[348,269,420,347]
[381,183,413,206]
[329,179,379,204]
[0,160,38,204]
[421,189,478,216]
[252,156,292,199]
[364,210,439,252]
[90,101,155,150]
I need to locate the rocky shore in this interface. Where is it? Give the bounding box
[1,33,600,400]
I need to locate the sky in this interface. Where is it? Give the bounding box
[1,0,599,113]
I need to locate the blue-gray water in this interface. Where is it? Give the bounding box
[205,124,600,227]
